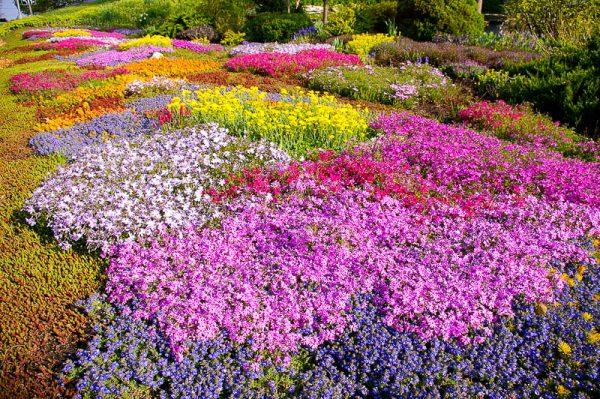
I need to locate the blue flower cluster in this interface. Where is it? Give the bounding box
[65,261,600,399]
[30,95,174,160]
[300,262,600,399]
[292,26,318,41]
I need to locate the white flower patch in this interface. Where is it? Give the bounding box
[24,124,290,253]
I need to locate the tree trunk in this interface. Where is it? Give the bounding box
[323,0,329,25]
[14,0,22,19]
[286,0,291,13]
[295,0,301,11]
[477,0,483,13]
[26,0,33,15]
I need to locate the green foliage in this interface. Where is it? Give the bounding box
[396,0,485,41]
[221,30,246,46]
[150,10,210,38]
[504,0,600,46]
[244,12,312,42]
[305,64,466,119]
[477,32,600,139]
[354,1,398,34]
[0,31,103,399]
[324,6,356,36]
[30,0,83,13]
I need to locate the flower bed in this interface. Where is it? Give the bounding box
[172,39,224,53]
[166,86,370,156]
[306,63,455,107]
[24,124,289,253]
[347,33,396,60]
[10,68,127,94]
[229,42,334,56]
[74,46,173,67]
[124,57,220,78]
[225,49,362,77]
[459,100,599,161]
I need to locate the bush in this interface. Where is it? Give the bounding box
[504,0,600,46]
[478,33,600,139]
[244,12,313,42]
[176,25,219,42]
[396,0,485,41]
[347,33,396,60]
[354,1,397,34]
[324,6,356,36]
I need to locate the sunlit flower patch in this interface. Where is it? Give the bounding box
[124,57,220,78]
[225,49,362,77]
[74,46,173,67]
[166,86,370,156]
[229,42,334,56]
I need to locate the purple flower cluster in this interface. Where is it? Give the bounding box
[75,46,173,67]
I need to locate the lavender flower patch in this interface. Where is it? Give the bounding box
[24,124,290,253]
[229,42,333,56]
[74,46,174,67]
[29,110,160,160]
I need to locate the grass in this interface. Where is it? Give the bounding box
[0,31,104,399]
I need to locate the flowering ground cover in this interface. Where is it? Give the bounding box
[305,63,459,109]
[225,49,362,77]
[1,20,599,399]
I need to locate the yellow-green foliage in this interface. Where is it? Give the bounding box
[119,35,172,49]
[347,33,396,60]
[0,31,103,399]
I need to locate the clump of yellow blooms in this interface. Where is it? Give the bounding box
[119,35,172,50]
[0,58,12,68]
[557,341,572,356]
[587,329,600,344]
[125,58,220,78]
[347,33,396,60]
[53,28,91,37]
[169,86,370,157]
[557,384,569,396]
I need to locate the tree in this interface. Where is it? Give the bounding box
[323,0,329,24]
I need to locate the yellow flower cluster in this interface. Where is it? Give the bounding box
[170,86,370,156]
[119,35,172,50]
[557,341,572,356]
[125,58,220,78]
[347,33,396,60]
[0,58,12,68]
[53,29,91,37]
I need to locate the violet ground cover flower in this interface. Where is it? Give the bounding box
[24,124,289,253]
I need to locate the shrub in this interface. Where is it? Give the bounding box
[396,0,485,41]
[478,33,600,139]
[176,24,219,41]
[346,33,396,60]
[167,86,370,157]
[220,30,246,46]
[504,0,600,46]
[354,1,398,34]
[244,12,312,42]
[324,5,356,36]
